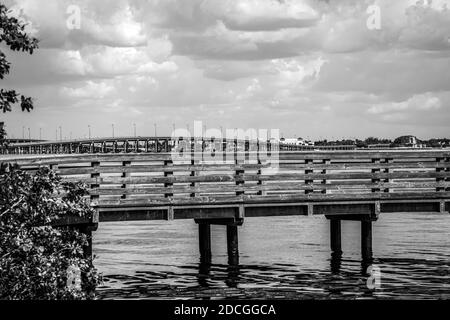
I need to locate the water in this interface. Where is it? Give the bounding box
[93,213,450,300]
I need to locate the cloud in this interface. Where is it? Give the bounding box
[213,0,320,31]
[81,46,177,76]
[366,92,450,126]
[8,0,147,49]
[398,1,450,51]
[313,50,450,97]
[271,56,327,88]
[368,93,442,114]
[2,0,450,140]
[60,81,114,99]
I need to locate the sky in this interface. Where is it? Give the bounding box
[1,0,450,140]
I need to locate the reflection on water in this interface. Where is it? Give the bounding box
[93,213,450,300]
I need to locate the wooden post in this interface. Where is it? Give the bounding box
[90,162,100,203]
[322,159,330,194]
[235,139,245,196]
[121,161,131,199]
[361,220,373,261]
[198,223,211,263]
[371,158,381,192]
[257,159,266,196]
[256,139,265,196]
[436,157,445,192]
[235,170,245,195]
[305,159,313,194]
[227,225,239,265]
[190,137,196,198]
[446,157,450,192]
[164,160,174,198]
[384,158,393,193]
[330,219,342,257]
[223,139,227,154]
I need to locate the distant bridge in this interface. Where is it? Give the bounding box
[1,136,356,155]
[4,138,46,144]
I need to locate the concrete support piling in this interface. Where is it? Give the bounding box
[361,220,373,261]
[77,224,97,259]
[330,219,342,257]
[198,223,212,264]
[226,225,239,265]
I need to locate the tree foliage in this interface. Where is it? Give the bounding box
[0,4,38,113]
[0,164,101,299]
[0,122,5,144]
[0,4,101,300]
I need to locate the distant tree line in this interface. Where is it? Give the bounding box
[424,138,450,148]
[314,137,450,148]
[315,137,392,147]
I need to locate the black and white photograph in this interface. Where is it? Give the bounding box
[0,0,449,314]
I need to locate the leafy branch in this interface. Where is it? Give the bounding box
[0,4,39,113]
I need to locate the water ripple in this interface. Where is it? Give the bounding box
[93,213,450,300]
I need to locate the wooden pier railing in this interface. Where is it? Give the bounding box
[3,149,449,264]
[5,149,449,215]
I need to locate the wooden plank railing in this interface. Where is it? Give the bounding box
[3,150,450,208]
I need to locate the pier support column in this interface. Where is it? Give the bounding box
[83,228,93,259]
[198,223,212,264]
[330,219,342,257]
[77,224,97,259]
[227,225,239,265]
[361,220,373,261]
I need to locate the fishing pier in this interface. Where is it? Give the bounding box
[2,140,449,267]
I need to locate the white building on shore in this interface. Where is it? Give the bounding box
[278,137,314,146]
